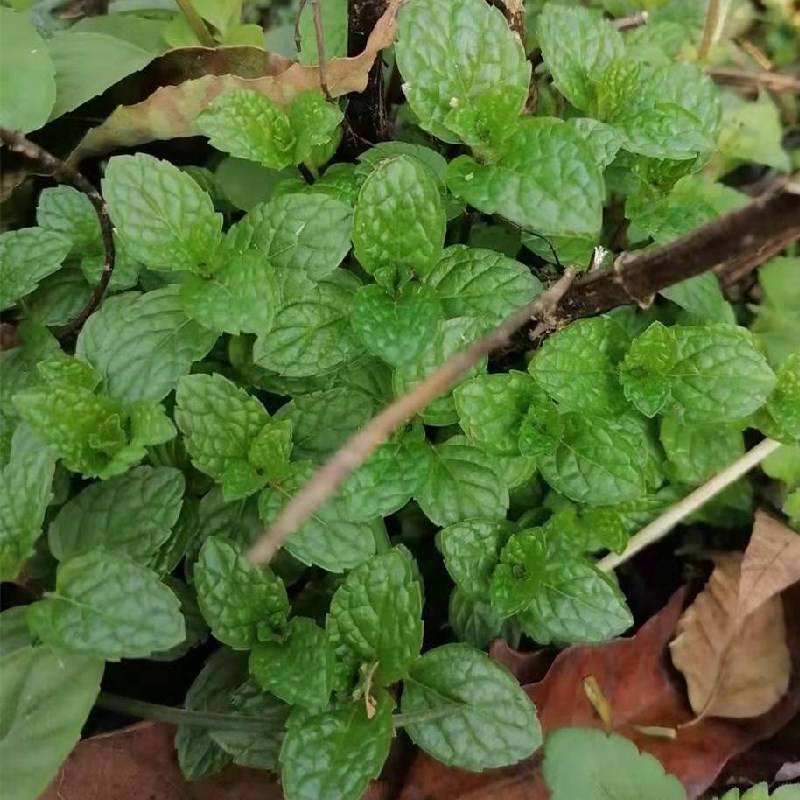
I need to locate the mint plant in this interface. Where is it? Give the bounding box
[1,0,799,798]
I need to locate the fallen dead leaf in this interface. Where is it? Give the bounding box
[740,510,800,616]
[68,0,405,164]
[670,554,791,720]
[399,587,800,800]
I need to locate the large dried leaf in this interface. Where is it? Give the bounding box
[68,1,404,164]
[399,588,800,800]
[739,510,800,617]
[670,554,790,720]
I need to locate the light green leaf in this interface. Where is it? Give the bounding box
[351,283,442,367]
[76,287,218,404]
[0,646,103,800]
[752,257,800,366]
[763,444,800,487]
[280,694,393,800]
[446,118,604,237]
[0,8,56,132]
[660,418,744,484]
[531,317,630,414]
[543,728,687,800]
[195,535,289,650]
[353,156,445,283]
[298,0,347,64]
[250,616,333,708]
[395,0,529,142]
[757,352,800,443]
[193,0,241,34]
[439,519,510,598]
[659,272,736,325]
[36,185,98,253]
[328,549,423,685]
[48,465,184,563]
[401,644,541,770]
[714,784,800,800]
[289,92,344,167]
[0,228,71,311]
[102,153,223,272]
[249,418,293,482]
[27,550,184,660]
[449,589,521,650]
[424,245,542,326]
[415,439,509,527]
[0,607,32,655]
[24,270,93,327]
[0,425,56,581]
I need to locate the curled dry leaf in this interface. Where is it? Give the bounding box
[669,553,791,720]
[68,0,405,165]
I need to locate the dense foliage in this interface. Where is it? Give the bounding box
[0,0,798,799]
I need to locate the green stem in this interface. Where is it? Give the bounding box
[176,0,216,47]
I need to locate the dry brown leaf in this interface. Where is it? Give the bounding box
[740,510,800,616]
[670,554,791,720]
[68,0,405,164]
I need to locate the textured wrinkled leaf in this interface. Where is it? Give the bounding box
[454,371,540,457]
[226,192,353,279]
[351,283,442,367]
[289,92,344,166]
[250,616,333,708]
[280,694,393,800]
[446,118,604,237]
[660,273,736,325]
[0,426,55,582]
[401,644,541,770]
[27,550,184,660]
[395,0,529,142]
[660,419,744,485]
[490,532,550,618]
[415,439,509,527]
[328,549,423,685]
[36,186,98,254]
[195,536,289,650]
[531,317,630,414]
[543,728,687,800]
[424,245,542,326]
[76,286,217,404]
[0,228,71,311]
[449,588,521,651]
[439,519,510,598]
[48,465,184,563]
[102,153,223,272]
[353,156,445,282]
[0,607,33,655]
[757,352,800,443]
[0,646,103,800]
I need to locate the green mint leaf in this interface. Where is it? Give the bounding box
[351,283,442,367]
[280,694,393,800]
[395,0,529,143]
[762,444,800,487]
[24,269,92,328]
[253,272,363,377]
[102,153,223,272]
[490,531,550,618]
[337,425,430,521]
[659,272,736,325]
[248,418,294,481]
[37,185,99,254]
[446,118,604,237]
[660,418,744,484]
[449,588,521,650]
[567,118,623,168]
[543,728,687,800]
[0,426,56,581]
[198,90,296,170]
[181,249,280,335]
[454,371,541,456]
[353,155,445,283]
[76,286,218,404]
[289,92,344,167]
[150,575,209,661]
[424,245,542,326]
[275,386,376,462]
[327,549,423,685]
[401,643,541,770]
[415,438,509,527]
[175,373,269,499]
[530,317,630,414]
[27,550,184,660]
[394,317,487,426]
[752,257,800,366]
[298,0,347,64]
[713,785,800,800]
[756,352,800,443]
[0,647,102,800]
[439,519,510,598]
[259,463,378,572]
[0,607,33,655]
[150,497,200,576]
[48,465,184,563]
[226,193,353,279]
[516,559,633,644]
[621,323,776,423]
[0,227,71,310]
[250,616,333,708]
[195,535,289,650]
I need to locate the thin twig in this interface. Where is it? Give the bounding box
[296,0,332,100]
[248,269,577,565]
[0,128,115,338]
[709,67,800,95]
[176,0,215,47]
[699,0,727,61]
[598,439,782,573]
[613,10,649,31]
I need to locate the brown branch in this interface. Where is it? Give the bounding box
[296,0,332,100]
[613,10,649,31]
[248,268,578,565]
[709,68,800,95]
[698,0,723,62]
[0,128,115,338]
